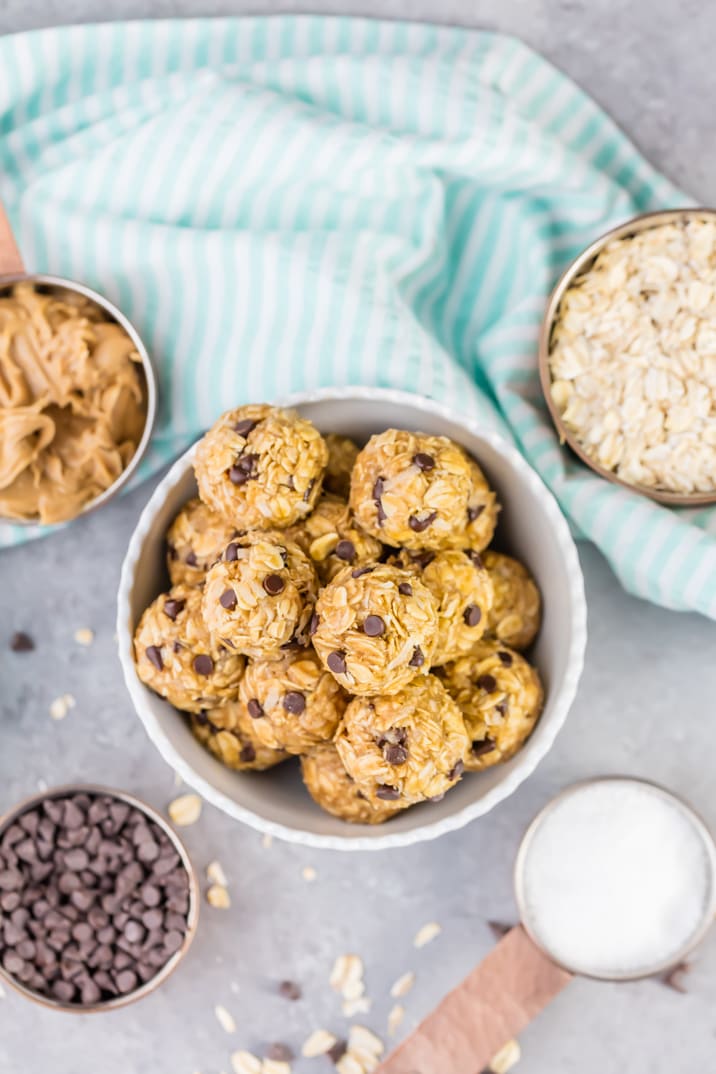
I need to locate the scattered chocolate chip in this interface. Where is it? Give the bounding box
[219,589,237,610]
[283,691,306,715]
[471,737,496,757]
[362,615,385,637]
[327,1040,348,1064]
[163,598,185,622]
[278,979,301,1000]
[409,511,437,533]
[224,542,239,562]
[409,646,424,667]
[384,744,409,765]
[487,920,514,940]
[448,759,465,781]
[351,566,374,579]
[234,418,257,437]
[398,582,413,596]
[247,699,264,719]
[263,574,285,596]
[376,785,401,801]
[239,744,256,764]
[661,961,690,994]
[10,632,34,653]
[185,551,198,567]
[334,539,356,562]
[497,650,513,667]
[145,646,163,672]
[468,504,485,522]
[463,604,482,627]
[308,613,319,636]
[412,452,435,471]
[476,673,497,693]
[266,1042,294,1062]
[327,650,347,675]
[193,654,214,676]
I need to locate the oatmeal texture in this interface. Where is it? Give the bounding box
[391,548,494,665]
[444,457,500,553]
[194,404,328,527]
[239,650,346,754]
[350,429,484,550]
[548,217,716,493]
[287,493,383,583]
[133,584,245,712]
[190,701,289,771]
[0,282,146,523]
[166,497,239,587]
[202,532,318,659]
[335,674,469,806]
[312,563,438,695]
[441,641,543,770]
[301,742,406,824]
[483,551,541,650]
[323,433,360,498]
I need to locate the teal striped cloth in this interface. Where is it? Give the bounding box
[2,15,713,617]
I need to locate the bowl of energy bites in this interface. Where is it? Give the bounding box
[117,388,586,849]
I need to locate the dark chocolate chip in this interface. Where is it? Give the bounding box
[219,588,237,610]
[145,645,163,671]
[487,920,514,940]
[476,674,497,693]
[302,478,315,503]
[463,604,482,627]
[362,615,385,637]
[471,737,496,757]
[10,631,34,653]
[115,969,138,994]
[398,582,413,596]
[408,511,437,533]
[327,1040,348,1064]
[409,646,424,667]
[247,699,264,719]
[185,550,198,567]
[351,566,373,579]
[468,504,485,522]
[224,542,239,561]
[263,573,285,596]
[163,598,185,622]
[375,785,401,801]
[466,549,484,569]
[266,1043,294,1062]
[412,452,435,471]
[234,418,257,437]
[193,654,214,676]
[334,539,356,562]
[448,759,465,781]
[384,744,409,766]
[283,691,306,715]
[308,613,319,636]
[278,979,301,1000]
[497,650,513,667]
[327,650,347,675]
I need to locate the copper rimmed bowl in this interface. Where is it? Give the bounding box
[117,388,587,852]
[538,207,716,507]
[0,784,199,1012]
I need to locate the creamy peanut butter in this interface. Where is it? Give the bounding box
[0,282,146,523]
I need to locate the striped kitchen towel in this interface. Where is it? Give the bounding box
[1,15,713,617]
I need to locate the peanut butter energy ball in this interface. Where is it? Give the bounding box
[441,642,543,770]
[312,563,438,695]
[350,429,495,550]
[323,434,360,498]
[166,497,239,587]
[483,551,541,651]
[391,548,494,665]
[239,650,346,754]
[335,674,469,806]
[191,701,289,770]
[194,404,328,529]
[288,493,383,584]
[202,533,318,660]
[301,743,407,824]
[133,585,245,713]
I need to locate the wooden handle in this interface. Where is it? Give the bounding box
[0,203,24,276]
[376,926,572,1074]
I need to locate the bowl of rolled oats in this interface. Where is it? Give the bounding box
[117,388,586,850]
[539,208,716,504]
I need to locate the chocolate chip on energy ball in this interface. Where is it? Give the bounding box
[376,785,401,801]
[362,615,385,637]
[412,452,435,471]
[234,418,257,437]
[408,511,437,533]
[466,549,484,569]
[351,565,373,579]
[219,589,237,610]
[224,542,239,562]
[193,654,214,676]
[283,691,306,715]
[309,613,319,636]
[409,646,424,667]
[398,582,413,596]
[468,504,485,522]
[10,631,35,653]
[476,673,497,693]
[334,539,355,562]
[145,645,163,671]
[163,598,185,622]
[497,650,513,667]
[384,744,409,766]
[448,760,465,781]
[463,604,482,627]
[327,650,347,675]
[185,550,198,567]
[262,573,285,596]
[247,699,264,719]
[278,978,302,1000]
[372,477,386,524]
[472,737,496,757]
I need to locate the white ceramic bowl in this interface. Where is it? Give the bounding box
[117,388,586,850]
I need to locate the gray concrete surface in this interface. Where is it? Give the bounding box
[1,3,715,1073]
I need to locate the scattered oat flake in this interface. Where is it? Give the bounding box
[49,693,75,721]
[413,922,441,948]
[342,995,371,1017]
[207,860,228,887]
[336,1055,363,1074]
[387,1004,404,1036]
[489,1038,521,1074]
[349,1025,384,1057]
[230,1051,262,1074]
[302,865,317,882]
[73,627,94,646]
[168,792,202,826]
[301,1029,337,1057]
[389,971,415,998]
[261,833,273,849]
[330,954,364,995]
[206,883,231,909]
[215,1004,236,1033]
[262,1061,291,1074]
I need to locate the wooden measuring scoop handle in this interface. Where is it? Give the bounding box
[0,202,25,276]
[376,926,572,1074]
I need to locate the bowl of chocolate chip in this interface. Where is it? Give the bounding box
[0,785,198,1011]
[118,387,587,851]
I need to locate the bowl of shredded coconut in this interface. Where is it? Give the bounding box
[539,208,716,505]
